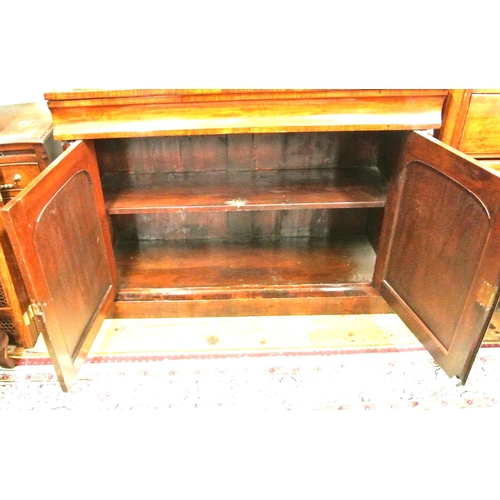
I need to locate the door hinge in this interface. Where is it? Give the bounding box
[25,301,47,324]
[476,281,498,311]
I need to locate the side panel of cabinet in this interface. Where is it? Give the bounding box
[1,141,117,392]
[374,131,500,382]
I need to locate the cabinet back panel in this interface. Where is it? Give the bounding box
[94,132,381,174]
[110,208,373,242]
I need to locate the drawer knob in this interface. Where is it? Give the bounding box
[0,174,22,191]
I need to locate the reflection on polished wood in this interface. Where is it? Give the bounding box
[115,236,376,295]
[46,89,447,140]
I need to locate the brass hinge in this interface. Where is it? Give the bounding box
[476,281,498,310]
[24,301,47,325]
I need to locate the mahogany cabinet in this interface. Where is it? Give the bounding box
[0,103,62,353]
[4,89,500,392]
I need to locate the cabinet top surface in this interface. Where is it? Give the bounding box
[44,88,448,100]
[0,102,54,145]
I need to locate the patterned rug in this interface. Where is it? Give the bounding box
[1,346,499,410]
[2,313,500,410]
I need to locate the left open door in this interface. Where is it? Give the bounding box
[1,141,117,392]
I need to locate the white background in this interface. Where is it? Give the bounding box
[1,0,498,104]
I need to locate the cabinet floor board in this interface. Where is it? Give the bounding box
[114,236,376,299]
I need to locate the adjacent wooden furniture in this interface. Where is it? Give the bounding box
[4,89,500,392]
[0,103,62,362]
[439,89,500,169]
[0,326,15,368]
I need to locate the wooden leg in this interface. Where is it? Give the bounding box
[0,328,16,369]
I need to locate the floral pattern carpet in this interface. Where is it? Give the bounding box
[1,346,499,410]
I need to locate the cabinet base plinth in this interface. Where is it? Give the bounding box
[112,292,392,319]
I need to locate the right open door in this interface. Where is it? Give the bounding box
[374,131,500,383]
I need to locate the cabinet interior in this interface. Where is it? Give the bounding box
[94,131,399,315]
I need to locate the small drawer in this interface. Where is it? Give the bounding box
[461,94,500,155]
[0,149,38,165]
[0,163,41,190]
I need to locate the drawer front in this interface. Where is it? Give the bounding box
[0,149,38,165]
[461,94,500,154]
[0,163,41,200]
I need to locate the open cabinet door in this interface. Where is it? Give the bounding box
[1,141,117,392]
[374,131,500,382]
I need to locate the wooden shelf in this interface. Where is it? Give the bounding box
[104,167,389,214]
[114,235,377,300]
